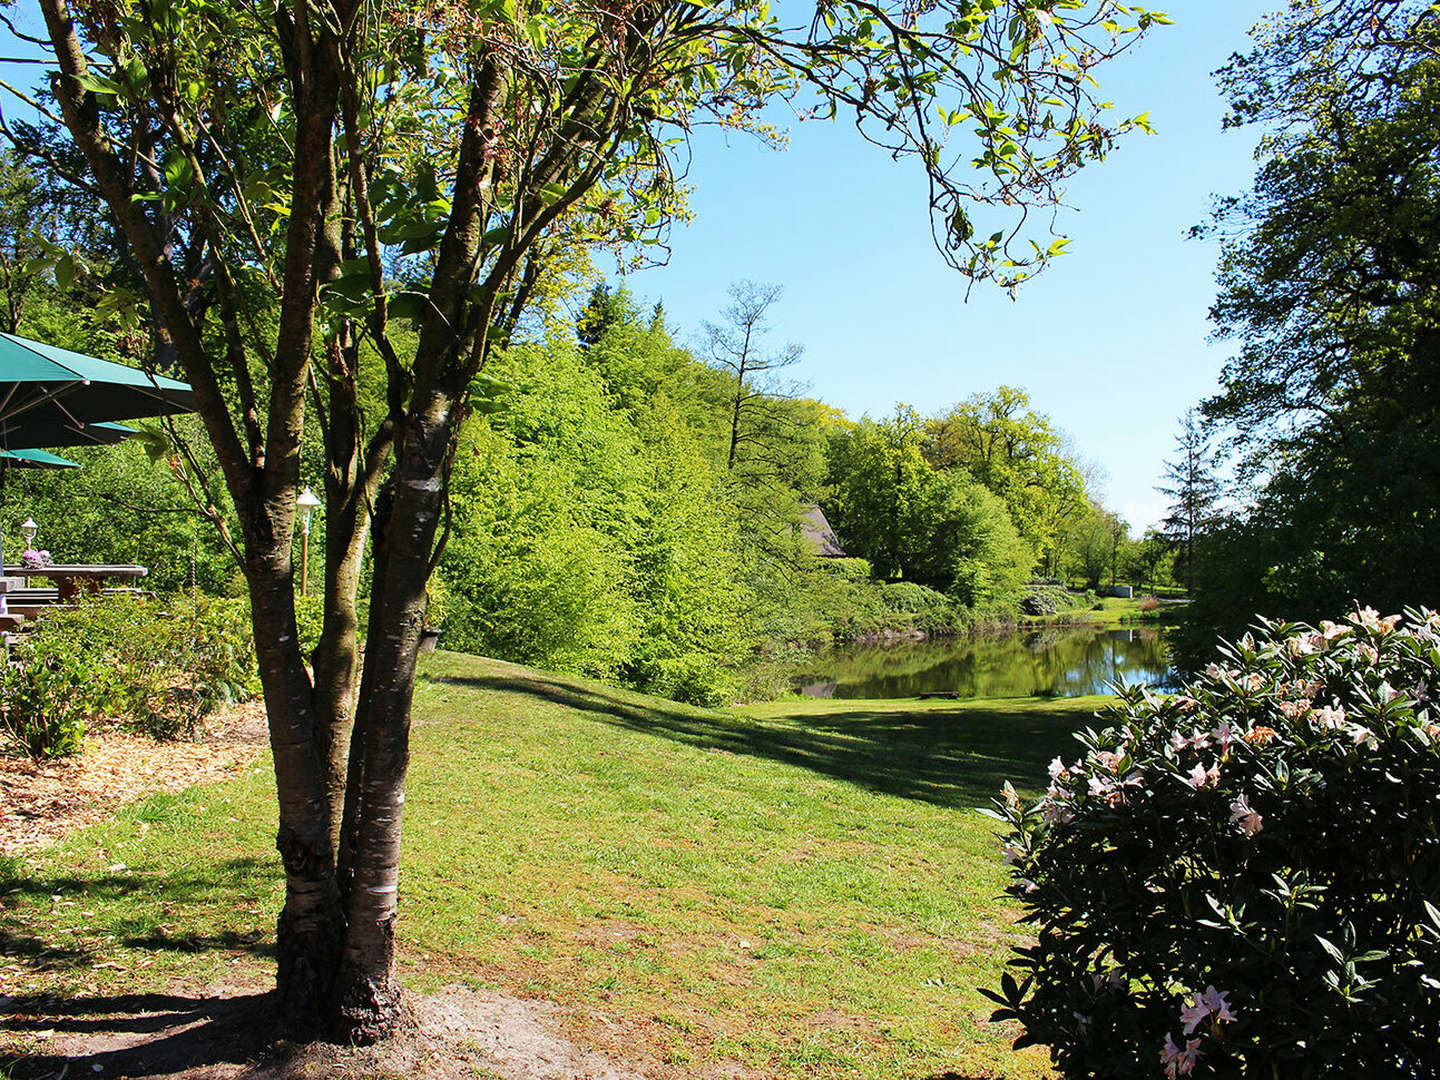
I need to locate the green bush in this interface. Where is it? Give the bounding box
[628,651,729,708]
[293,592,326,659]
[985,608,1440,1076]
[1020,591,1059,616]
[0,640,103,756]
[879,581,952,614]
[1,594,260,751]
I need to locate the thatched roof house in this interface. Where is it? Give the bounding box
[800,504,846,558]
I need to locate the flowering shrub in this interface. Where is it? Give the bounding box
[984,608,1440,1077]
[20,547,52,569]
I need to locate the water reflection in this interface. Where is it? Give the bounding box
[794,627,1174,699]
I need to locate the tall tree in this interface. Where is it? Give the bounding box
[575,281,637,347]
[1176,0,1440,654]
[1157,409,1219,592]
[704,280,803,473]
[19,0,1167,1040]
[925,385,1084,569]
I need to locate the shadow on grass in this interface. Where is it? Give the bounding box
[0,857,275,980]
[426,672,1095,808]
[1,991,276,1079]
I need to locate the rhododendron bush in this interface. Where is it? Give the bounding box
[984,609,1440,1077]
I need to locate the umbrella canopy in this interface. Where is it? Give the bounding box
[0,418,137,450]
[0,448,81,469]
[0,333,194,447]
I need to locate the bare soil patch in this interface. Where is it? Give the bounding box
[1,980,669,1080]
[0,704,268,856]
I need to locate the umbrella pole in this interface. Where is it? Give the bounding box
[0,458,8,618]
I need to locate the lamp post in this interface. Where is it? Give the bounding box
[18,517,37,585]
[297,488,321,595]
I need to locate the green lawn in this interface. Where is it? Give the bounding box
[1019,594,1185,630]
[0,652,1109,1079]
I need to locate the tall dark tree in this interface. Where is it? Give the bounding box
[1157,409,1219,593]
[19,0,1166,1041]
[575,282,637,347]
[1175,0,1440,660]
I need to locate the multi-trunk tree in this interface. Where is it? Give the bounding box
[19,0,1167,1042]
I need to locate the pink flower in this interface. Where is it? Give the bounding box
[1313,704,1347,730]
[1357,643,1380,665]
[1286,633,1322,656]
[1088,776,1115,799]
[1204,663,1223,680]
[1278,699,1312,720]
[1095,750,1124,773]
[1183,761,1219,790]
[1214,719,1236,750]
[1320,619,1352,640]
[1173,695,1199,713]
[1378,681,1402,704]
[1199,985,1236,1023]
[1229,794,1263,836]
[1048,756,1066,780]
[1161,1033,1203,1078]
[1003,781,1020,809]
[1179,998,1211,1035]
[1181,985,1237,1036]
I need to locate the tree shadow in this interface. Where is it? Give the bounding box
[1,990,279,1078]
[0,856,275,982]
[426,671,1092,807]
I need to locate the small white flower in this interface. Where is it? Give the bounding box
[1229,794,1263,836]
[1183,761,1219,790]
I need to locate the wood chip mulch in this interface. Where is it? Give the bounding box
[0,703,268,856]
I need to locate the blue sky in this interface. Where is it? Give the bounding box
[1,2,1273,531]
[611,1,1276,533]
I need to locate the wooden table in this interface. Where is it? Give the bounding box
[3,564,148,603]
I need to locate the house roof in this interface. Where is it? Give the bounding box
[801,504,846,557]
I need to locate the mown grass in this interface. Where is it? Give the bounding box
[0,652,1109,1079]
[1020,594,1186,630]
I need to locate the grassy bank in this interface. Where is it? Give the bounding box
[1,652,1109,1079]
[1019,594,1187,630]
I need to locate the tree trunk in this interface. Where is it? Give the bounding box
[331,426,445,1042]
[248,555,345,1031]
[311,504,370,851]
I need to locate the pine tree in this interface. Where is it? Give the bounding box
[1158,409,1220,592]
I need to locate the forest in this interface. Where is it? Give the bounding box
[0,212,1163,707]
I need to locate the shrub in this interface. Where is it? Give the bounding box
[293,592,326,659]
[1138,595,1161,613]
[879,581,952,614]
[1,594,260,750]
[628,651,728,708]
[985,608,1440,1078]
[0,641,105,756]
[1021,592,1059,616]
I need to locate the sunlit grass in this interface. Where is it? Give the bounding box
[1,652,1107,1078]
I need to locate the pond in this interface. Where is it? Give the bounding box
[793,625,1175,699]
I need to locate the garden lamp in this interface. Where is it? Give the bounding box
[20,516,36,548]
[297,487,321,595]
